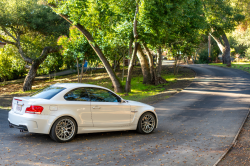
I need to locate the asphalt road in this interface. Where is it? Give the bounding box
[0,64,250,166]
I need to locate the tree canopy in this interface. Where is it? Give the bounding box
[0,0,248,92]
[0,0,69,90]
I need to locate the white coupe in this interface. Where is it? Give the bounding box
[8,83,158,142]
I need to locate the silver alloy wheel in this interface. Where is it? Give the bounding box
[141,114,155,133]
[55,118,75,141]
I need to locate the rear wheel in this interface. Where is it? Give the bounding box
[137,112,156,134]
[50,117,77,142]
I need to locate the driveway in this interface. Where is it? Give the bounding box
[0,64,250,166]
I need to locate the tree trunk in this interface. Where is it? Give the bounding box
[76,58,80,83]
[125,42,139,93]
[23,62,40,91]
[221,33,231,66]
[125,0,140,92]
[156,46,162,77]
[142,43,155,83]
[54,70,56,80]
[155,46,167,84]
[22,46,61,91]
[122,53,125,82]
[210,32,231,66]
[80,59,85,83]
[113,54,117,72]
[137,43,151,84]
[174,55,180,75]
[54,13,123,92]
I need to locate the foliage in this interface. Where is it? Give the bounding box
[38,53,64,75]
[203,0,245,34]
[228,28,250,57]
[0,45,26,81]
[0,0,69,57]
[197,49,209,64]
[0,0,68,83]
[57,27,98,68]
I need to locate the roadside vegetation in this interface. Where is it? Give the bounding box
[0,66,195,110]
[1,0,248,94]
[209,62,250,73]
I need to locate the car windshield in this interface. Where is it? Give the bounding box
[30,86,65,99]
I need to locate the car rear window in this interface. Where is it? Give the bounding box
[30,86,66,99]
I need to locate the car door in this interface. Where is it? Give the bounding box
[63,88,93,127]
[86,87,131,127]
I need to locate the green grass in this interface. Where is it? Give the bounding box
[117,73,178,101]
[8,73,179,103]
[8,72,179,103]
[209,62,250,73]
[0,106,11,110]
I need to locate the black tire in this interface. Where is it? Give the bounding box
[50,116,77,143]
[136,112,156,134]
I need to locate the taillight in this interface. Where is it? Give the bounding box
[25,105,44,114]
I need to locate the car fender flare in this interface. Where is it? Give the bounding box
[136,110,158,129]
[48,114,78,134]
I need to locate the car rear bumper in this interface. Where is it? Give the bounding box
[8,110,51,134]
[9,121,28,131]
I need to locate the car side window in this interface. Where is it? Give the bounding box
[86,88,121,102]
[64,88,90,101]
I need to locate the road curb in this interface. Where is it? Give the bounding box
[213,107,250,166]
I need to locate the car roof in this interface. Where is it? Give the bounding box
[52,83,107,89]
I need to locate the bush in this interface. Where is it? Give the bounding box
[198,50,208,64]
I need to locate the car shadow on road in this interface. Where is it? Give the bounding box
[6,130,143,144]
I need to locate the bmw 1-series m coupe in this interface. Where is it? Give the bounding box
[8,83,158,142]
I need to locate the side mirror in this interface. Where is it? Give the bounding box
[120,99,127,103]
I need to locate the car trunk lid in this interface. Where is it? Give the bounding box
[12,97,43,115]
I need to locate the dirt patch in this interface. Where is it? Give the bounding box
[0,66,195,109]
[218,113,250,166]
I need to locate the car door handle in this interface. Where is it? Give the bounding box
[92,106,101,109]
[131,110,138,113]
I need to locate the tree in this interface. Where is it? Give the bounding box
[0,0,69,91]
[136,0,204,82]
[47,0,208,93]
[202,0,245,66]
[227,0,250,58]
[58,27,97,83]
[48,0,124,92]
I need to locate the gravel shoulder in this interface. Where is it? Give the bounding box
[218,114,250,166]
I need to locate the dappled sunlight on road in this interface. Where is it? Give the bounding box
[1,65,250,166]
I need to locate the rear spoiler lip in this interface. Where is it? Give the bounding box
[13,97,49,101]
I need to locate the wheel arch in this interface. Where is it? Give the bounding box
[49,115,79,134]
[137,110,158,129]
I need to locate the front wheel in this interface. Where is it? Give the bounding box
[137,112,156,134]
[50,117,77,142]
